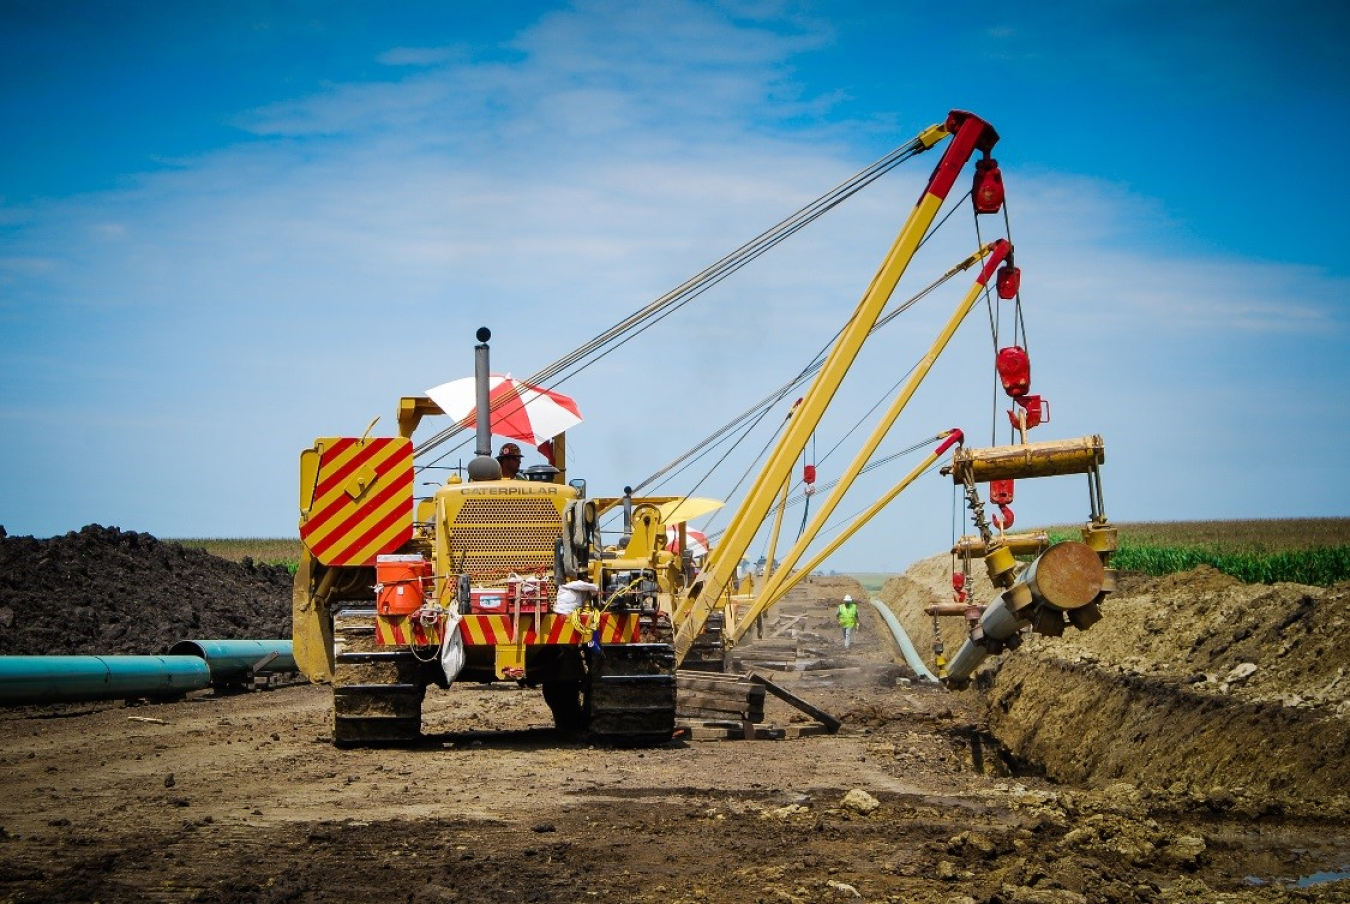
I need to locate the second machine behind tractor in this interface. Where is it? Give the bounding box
[291,110,1116,746]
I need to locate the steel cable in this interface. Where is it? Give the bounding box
[414,140,930,464]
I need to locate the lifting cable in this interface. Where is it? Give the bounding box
[707,433,945,544]
[413,138,936,466]
[644,198,986,559]
[814,450,947,544]
[973,200,1024,446]
[634,233,978,496]
[743,433,944,564]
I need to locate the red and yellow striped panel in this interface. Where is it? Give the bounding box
[374,614,443,647]
[300,437,414,566]
[459,613,640,647]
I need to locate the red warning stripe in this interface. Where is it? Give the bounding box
[310,437,363,499]
[303,440,410,540]
[459,614,640,646]
[307,466,413,560]
[374,615,442,647]
[300,437,414,565]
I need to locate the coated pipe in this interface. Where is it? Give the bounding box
[944,593,1026,687]
[167,639,296,683]
[0,656,210,706]
[867,599,939,683]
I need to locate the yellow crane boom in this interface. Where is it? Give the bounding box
[671,110,1001,666]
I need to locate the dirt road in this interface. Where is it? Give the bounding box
[1,578,1347,903]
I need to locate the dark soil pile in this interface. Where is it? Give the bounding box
[0,524,292,656]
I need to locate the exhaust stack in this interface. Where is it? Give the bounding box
[466,327,503,482]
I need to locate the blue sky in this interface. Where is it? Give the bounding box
[2,1,1347,570]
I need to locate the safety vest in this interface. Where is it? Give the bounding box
[837,602,858,627]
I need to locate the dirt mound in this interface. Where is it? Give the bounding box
[878,553,1350,803]
[0,524,292,656]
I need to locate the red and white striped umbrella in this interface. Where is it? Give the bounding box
[425,374,583,447]
[666,526,710,558]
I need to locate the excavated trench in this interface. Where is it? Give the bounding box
[880,556,1350,806]
[977,656,1350,800]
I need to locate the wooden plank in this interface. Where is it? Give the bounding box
[677,682,765,700]
[747,671,842,734]
[675,669,745,682]
[679,691,764,712]
[677,677,765,697]
[677,701,765,719]
[676,722,786,741]
[679,708,760,723]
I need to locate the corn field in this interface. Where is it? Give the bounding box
[1047,518,1350,587]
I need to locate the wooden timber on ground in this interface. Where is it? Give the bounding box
[748,671,842,734]
[675,721,833,741]
[673,669,842,740]
[676,670,765,723]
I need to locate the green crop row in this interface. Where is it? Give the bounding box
[1110,543,1350,586]
[1042,527,1350,587]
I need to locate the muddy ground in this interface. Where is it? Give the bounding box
[0,529,1347,903]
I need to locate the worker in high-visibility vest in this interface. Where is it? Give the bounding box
[836,594,859,649]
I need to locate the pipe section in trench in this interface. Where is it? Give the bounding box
[868,599,939,682]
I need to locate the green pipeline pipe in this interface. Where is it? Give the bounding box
[0,656,210,706]
[167,639,296,683]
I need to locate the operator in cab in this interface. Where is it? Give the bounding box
[497,443,524,479]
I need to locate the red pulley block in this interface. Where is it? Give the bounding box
[973,157,1005,214]
[802,464,816,484]
[997,263,1020,299]
[989,479,1014,505]
[951,572,967,603]
[995,346,1031,398]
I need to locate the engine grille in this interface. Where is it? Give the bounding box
[449,498,560,583]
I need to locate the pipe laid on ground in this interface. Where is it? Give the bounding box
[0,656,210,706]
[867,599,939,683]
[167,639,296,683]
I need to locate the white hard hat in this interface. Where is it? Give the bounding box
[843,594,852,602]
